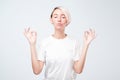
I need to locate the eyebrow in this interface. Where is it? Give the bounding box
[53,14,65,16]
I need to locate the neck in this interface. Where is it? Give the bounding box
[52,30,67,39]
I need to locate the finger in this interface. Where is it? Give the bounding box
[84,31,89,37]
[27,27,30,32]
[24,28,27,33]
[89,28,92,32]
[31,31,37,36]
[90,28,96,36]
[84,31,87,39]
[89,28,93,35]
[24,27,29,33]
[86,29,90,35]
[24,30,28,37]
[24,28,28,35]
[93,31,97,38]
[92,29,95,36]
[24,27,30,37]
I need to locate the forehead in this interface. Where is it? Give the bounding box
[53,9,65,16]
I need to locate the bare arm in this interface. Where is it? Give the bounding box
[24,28,44,75]
[74,29,96,74]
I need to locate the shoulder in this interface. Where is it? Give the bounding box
[67,36,81,46]
[38,36,53,46]
[67,36,79,43]
[41,36,51,43]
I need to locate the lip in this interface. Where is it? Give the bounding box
[57,23,62,25]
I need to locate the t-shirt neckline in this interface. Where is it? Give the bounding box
[50,34,68,41]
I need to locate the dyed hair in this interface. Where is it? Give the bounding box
[50,6,71,26]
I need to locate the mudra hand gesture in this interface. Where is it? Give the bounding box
[24,27,37,45]
[83,28,96,45]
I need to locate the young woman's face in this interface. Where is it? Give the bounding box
[51,9,67,30]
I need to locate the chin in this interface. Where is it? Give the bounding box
[55,27,64,31]
[56,25,64,29]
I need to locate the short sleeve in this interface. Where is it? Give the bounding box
[37,41,46,62]
[73,40,81,61]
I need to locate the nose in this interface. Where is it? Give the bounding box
[57,17,61,22]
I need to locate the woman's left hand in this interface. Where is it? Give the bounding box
[83,28,96,45]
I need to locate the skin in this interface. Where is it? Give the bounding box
[24,9,96,75]
[50,9,68,39]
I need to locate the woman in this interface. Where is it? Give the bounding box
[24,6,95,80]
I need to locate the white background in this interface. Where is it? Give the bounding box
[0,0,120,80]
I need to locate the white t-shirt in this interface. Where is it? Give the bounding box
[37,35,81,80]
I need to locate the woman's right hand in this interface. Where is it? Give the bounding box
[24,27,37,45]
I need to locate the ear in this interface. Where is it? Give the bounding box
[50,18,53,24]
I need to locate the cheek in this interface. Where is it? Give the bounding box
[51,18,56,24]
[53,18,58,22]
[63,19,67,24]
